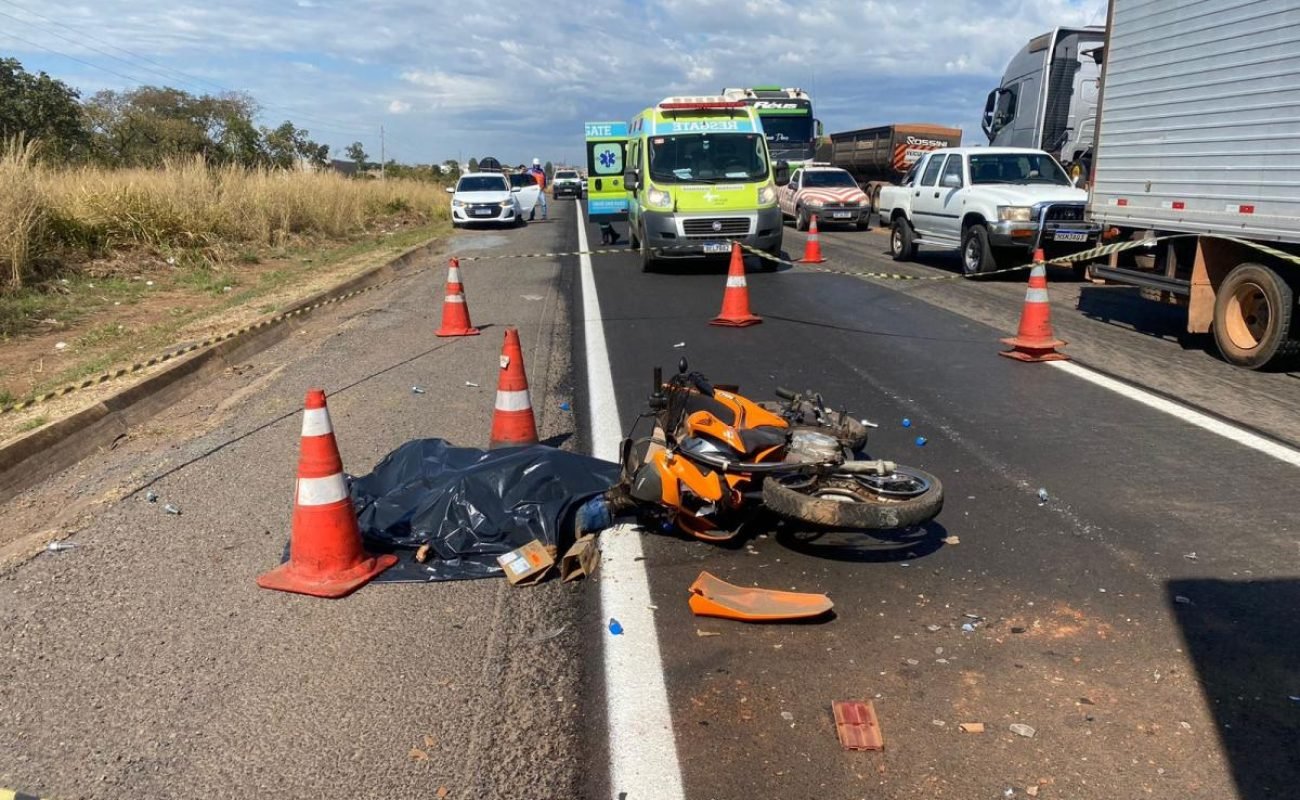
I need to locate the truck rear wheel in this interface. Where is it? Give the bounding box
[1212,262,1299,369]
[890,219,915,261]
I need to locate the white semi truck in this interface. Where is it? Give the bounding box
[1081,0,1300,369]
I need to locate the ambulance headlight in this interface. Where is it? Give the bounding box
[757,184,777,205]
[647,187,672,209]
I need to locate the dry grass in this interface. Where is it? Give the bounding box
[0,136,450,291]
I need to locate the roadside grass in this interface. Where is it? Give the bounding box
[18,415,47,432]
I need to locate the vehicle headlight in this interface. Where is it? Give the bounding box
[998,206,1034,222]
[499,199,513,208]
[647,186,672,209]
[452,199,466,208]
[757,184,777,205]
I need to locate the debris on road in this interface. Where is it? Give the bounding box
[1037,488,1049,505]
[1010,723,1037,738]
[464,381,480,388]
[696,629,721,637]
[915,436,927,446]
[901,418,912,428]
[1174,595,1194,605]
[558,401,572,412]
[673,341,686,348]
[926,624,943,632]
[832,700,884,751]
[437,787,450,799]
[415,544,431,563]
[608,618,624,635]
[163,503,182,515]
[560,534,600,582]
[1183,552,1198,561]
[411,386,427,394]
[959,722,985,733]
[688,571,833,622]
[145,490,158,503]
[46,541,77,552]
[409,747,430,762]
[526,624,569,644]
[496,540,554,586]
[781,711,795,722]
[943,535,960,545]
[1027,786,1040,797]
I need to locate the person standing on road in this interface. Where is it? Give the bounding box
[527,158,548,221]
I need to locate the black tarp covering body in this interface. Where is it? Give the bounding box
[349,439,620,581]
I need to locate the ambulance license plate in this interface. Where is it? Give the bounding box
[1053,229,1087,242]
[832,211,853,219]
[702,241,732,254]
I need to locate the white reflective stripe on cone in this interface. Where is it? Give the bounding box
[448,267,462,282]
[495,389,532,411]
[725,276,748,288]
[301,407,333,437]
[444,294,465,303]
[1024,288,1050,303]
[297,473,349,506]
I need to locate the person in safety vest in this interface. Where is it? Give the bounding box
[527,158,548,221]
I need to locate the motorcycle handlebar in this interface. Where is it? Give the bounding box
[774,387,797,401]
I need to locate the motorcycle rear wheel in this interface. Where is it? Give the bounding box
[762,466,943,530]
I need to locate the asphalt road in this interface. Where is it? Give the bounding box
[577,206,1299,799]
[3,198,1297,800]
[0,208,591,799]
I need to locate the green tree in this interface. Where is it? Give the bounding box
[0,57,89,161]
[344,141,367,171]
[262,121,329,169]
[466,157,479,173]
[83,86,266,167]
[543,160,554,180]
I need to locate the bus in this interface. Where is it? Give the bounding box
[722,86,821,166]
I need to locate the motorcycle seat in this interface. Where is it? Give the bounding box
[737,424,788,456]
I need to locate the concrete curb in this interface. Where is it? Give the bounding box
[0,237,442,505]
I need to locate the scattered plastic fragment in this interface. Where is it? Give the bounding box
[1183,552,1198,561]
[608,618,623,635]
[464,381,480,388]
[781,711,795,722]
[943,535,960,545]
[861,419,879,428]
[46,541,77,552]
[1011,626,1027,634]
[164,504,181,515]
[411,386,427,394]
[54,341,68,351]
[1027,787,1040,797]
[1037,488,1049,504]
[559,401,572,412]
[1174,595,1193,605]
[926,624,942,632]
[145,490,158,503]
[959,722,984,733]
[673,342,686,348]
[696,629,721,637]
[831,700,884,751]
[932,719,946,727]
[962,623,975,633]
[901,418,912,428]
[1010,723,1036,738]
[900,562,910,568]
[1004,789,1015,798]
[905,658,919,666]
[914,436,927,447]
[437,788,449,799]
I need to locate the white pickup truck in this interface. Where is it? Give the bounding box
[878,146,1100,274]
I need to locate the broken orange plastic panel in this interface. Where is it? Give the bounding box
[687,571,833,622]
[832,700,884,751]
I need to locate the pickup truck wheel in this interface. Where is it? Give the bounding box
[890,219,915,261]
[1212,262,1300,369]
[795,206,810,232]
[960,224,997,275]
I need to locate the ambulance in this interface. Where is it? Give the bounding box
[624,96,789,271]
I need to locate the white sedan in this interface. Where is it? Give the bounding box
[448,172,522,227]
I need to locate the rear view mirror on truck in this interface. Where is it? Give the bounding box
[623,170,640,191]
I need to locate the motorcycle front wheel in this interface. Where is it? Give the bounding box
[761,466,943,530]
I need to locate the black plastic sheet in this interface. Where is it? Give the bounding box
[349,439,619,582]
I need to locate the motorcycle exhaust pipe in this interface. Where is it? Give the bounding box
[836,459,897,475]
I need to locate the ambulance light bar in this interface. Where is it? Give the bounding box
[658,96,746,110]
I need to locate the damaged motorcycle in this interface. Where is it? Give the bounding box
[606,360,944,541]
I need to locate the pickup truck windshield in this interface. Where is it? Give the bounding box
[648,133,769,183]
[802,171,858,188]
[555,171,578,180]
[458,176,509,192]
[969,153,1070,186]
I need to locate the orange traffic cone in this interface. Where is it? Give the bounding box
[710,243,762,327]
[489,327,539,448]
[436,257,479,337]
[799,214,827,263]
[257,389,397,598]
[1000,251,1068,362]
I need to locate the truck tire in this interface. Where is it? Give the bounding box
[796,206,810,232]
[890,219,915,261]
[1212,262,1300,369]
[960,224,998,275]
[639,223,657,273]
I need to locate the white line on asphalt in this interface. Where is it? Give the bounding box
[577,202,686,800]
[1049,360,1300,469]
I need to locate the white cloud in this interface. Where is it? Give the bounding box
[8,0,1105,162]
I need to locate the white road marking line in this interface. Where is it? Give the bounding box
[1049,360,1300,468]
[577,201,686,800]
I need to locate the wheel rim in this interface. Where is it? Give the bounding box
[891,228,901,253]
[1225,281,1272,350]
[853,468,932,499]
[963,238,980,273]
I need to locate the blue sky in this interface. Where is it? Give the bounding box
[1,0,1104,166]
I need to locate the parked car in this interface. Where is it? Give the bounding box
[777,165,870,230]
[553,169,581,198]
[448,172,522,227]
[879,146,1100,274]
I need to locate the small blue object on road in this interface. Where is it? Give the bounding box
[901,418,912,428]
[559,401,572,412]
[915,436,927,447]
[608,618,624,635]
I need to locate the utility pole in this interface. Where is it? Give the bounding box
[380,125,386,181]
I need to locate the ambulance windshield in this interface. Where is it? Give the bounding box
[648,133,769,184]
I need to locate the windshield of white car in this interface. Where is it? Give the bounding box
[968,154,1071,186]
[458,176,508,192]
[802,171,858,189]
[508,173,537,189]
[648,133,769,184]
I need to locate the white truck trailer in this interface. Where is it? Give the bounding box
[1086,0,1300,369]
